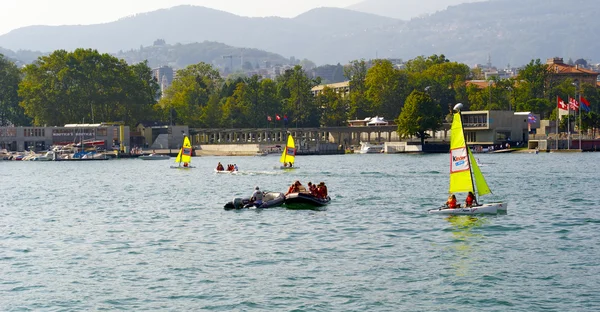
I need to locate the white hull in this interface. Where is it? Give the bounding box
[428,202,505,215]
[279,166,298,170]
[140,154,169,160]
[214,169,238,174]
[170,165,195,169]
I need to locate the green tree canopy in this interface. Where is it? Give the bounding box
[0,54,29,126]
[156,62,222,127]
[396,90,443,147]
[19,49,158,126]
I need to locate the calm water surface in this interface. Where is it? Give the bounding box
[1,152,600,311]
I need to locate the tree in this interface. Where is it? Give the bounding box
[157,62,222,127]
[365,59,407,119]
[277,65,318,127]
[396,91,443,147]
[0,54,29,126]
[317,87,348,127]
[344,59,370,119]
[20,49,158,126]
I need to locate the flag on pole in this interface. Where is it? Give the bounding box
[528,113,537,123]
[267,116,272,122]
[569,97,579,112]
[283,114,288,122]
[581,96,591,112]
[558,96,568,111]
[276,114,281,121]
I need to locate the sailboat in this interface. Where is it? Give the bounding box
[170,135,194,169]
[429,103,506,215]
[279,134,297,169]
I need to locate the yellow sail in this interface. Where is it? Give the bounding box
[175,136,193,164]
[468,148,492,196]
[449,112,474,194]
[279,134,296,165]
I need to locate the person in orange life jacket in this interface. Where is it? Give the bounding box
[307,182,318,196]
[445,194,459,208]
[317,182,328,199]
[465,192,477,207]
[286,181,301,195]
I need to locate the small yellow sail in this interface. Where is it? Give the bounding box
[468,148,492,196]
[175,136,193,164]
[280,134,296,165]
[449,112,474,194]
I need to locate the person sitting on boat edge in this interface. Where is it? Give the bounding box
[248,186,264,208]
[216,162,224,171]
[317,182,328,199]
[465,191,477,207]
[445,194,459,209]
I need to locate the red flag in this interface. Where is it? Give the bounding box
[267,116,272,122]
[557,96,568,111]
[276,114,281,121]
[569,97,579,111]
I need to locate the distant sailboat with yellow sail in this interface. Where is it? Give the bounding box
[429,103,505,215]
[279,134,297,169]
[170,134,194,169]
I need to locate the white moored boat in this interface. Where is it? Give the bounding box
[428,103,505,216]
[359,142,384,154]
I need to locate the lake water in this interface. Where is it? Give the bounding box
[1,152,599,311]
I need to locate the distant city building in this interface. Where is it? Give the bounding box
[152,66,174,98]
[311,81,350,97]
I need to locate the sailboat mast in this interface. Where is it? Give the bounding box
[457,110,477,194]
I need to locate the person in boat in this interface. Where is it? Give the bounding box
[286,181,301,195]
[248,186,263,208]
[216,162,224,171]
[307,182,318,196]
[183,162,189,168]
[317,182,328,199]
[465,192,477,207]
[288,162,293,167]
[233,164,238,171]
[445,194,459,209]
[283,162,288,167]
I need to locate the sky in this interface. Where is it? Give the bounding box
[0,0,361,35]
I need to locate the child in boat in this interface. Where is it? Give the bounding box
[445,194,459,208]
[465,192,477,207]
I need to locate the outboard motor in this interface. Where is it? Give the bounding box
[233,197,243,209]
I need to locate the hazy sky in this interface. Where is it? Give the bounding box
[0,0,360,35]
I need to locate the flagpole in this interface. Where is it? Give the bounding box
[579,92,582,150]
[568,97,571,150]
[556,96,559,150]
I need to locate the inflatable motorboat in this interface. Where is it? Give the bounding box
[284,192,330,210]
[224,192,285,210]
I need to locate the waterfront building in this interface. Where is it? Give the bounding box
[0,124,130,152]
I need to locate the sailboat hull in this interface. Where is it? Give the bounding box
[428,202,504,215]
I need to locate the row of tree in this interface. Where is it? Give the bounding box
[2,51,600,144]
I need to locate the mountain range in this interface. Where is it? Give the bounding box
[0,0,599,67]
[346,0,485,20]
